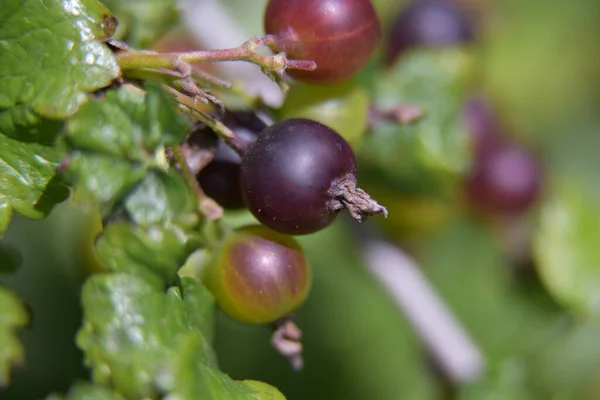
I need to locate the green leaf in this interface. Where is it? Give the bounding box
[533,180,600,317]
[95,222,201,288]
[77,274,283,399]
[46,382,126,400]
[0,205,10,236]
[101,0,179,48]
[124,169,198,229]
[0,286,29,387]
[0,105,64,144]
[65,84,191,217]
[278,81,370,150]
[67,84,188,160]
[360,49,472,197]
[179,276,216,343]
[242,381,286,400]
[0,133,70,235]
[64,153,147,217]
[0,0,120,118]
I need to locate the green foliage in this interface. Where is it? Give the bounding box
[0,287,28,387]
[534,180,600,317]
[46,383,126,400]
[0,133,69,235]
[78,274,270,399]
[101,0,180,48]
[124,170,198,228]
[66,85,187,160]
[360,49,472,197]
[64,84,189,217]
[0,0,120,234]
[278,82,370,150]
[1,0,600,398]
[0,0,119,118]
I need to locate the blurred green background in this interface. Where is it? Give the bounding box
[2,0,600,399]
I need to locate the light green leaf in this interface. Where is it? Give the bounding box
[360,49,472,197]
[64,153,147,217]
[278,82,369,150]
[0,205,11,238]
[534,180,600,317]
[64,84,191,218]
[101,0,179,48]
[45,382,126,400]
[124,169,198,229]
[95,222,201,289]
[0,0,120,118]
[67,84,188,160]
[0,105,64,144]
[77,274,283,399]
[0,133,70,235]
[0,286,29,387]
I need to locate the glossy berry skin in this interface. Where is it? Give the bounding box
[465,142,542,215]
[204,225,311,324]
[195,112,266,209]
[264,0,381,83]
[241,118,356,235]
[386,0,473,64]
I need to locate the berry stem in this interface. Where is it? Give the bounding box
[162,85,246,157]
[169,145,223,221]
[367,104,424,128]
[327,173,388,222]
[116,37,317,87]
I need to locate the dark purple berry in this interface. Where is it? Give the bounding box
[193,111,267,209]
[386,0,474,64]
[465,142,542,215]
[241,118,386,235]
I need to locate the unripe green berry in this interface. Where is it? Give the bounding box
[204,225,311,324]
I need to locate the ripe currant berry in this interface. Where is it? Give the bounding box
[465,141,542,215]
[386,0,474,64]
[461,95,542,215]
[240,118,387,235]
[264,0,381,83]
[203,225,311,324]
[191,111,267,209]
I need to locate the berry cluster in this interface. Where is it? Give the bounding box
[191,0,385,365]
